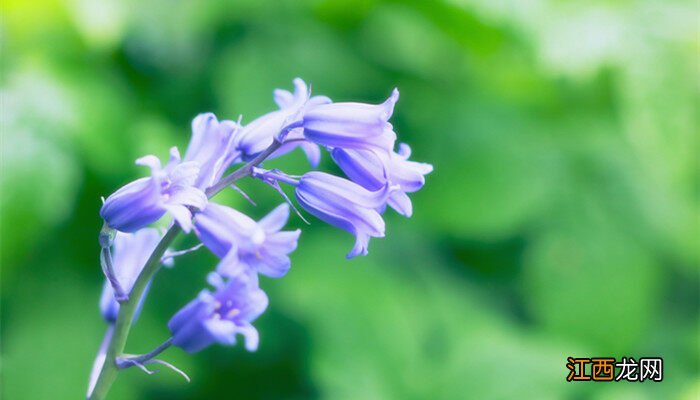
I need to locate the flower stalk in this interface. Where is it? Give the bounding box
[116,338,174,369]
[100,246,128,302]
[87,140,282,400]
[87,79,431,400]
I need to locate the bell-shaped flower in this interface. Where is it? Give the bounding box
[99,228,164,322]
[168,270,268,353]
[232,78,329,167]
[184,113,239,190]
[301,89,399,152]
[194,203,301,278]
[100,148,207,233]
[294,171,391,258]
[331,143,433,217]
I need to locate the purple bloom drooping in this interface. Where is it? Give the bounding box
[89,79,432,387]
[168,270,268,353]
[99,229,164,322]
[294,171,391,258]
[184,113,239,190]
[100,148,207,233]
[331,143,433,217]
[302,89,399,152]
[232,78,329,167]
[194,203,300,278]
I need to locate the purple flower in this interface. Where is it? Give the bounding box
[184,113,239,190]
[232,78,329,167]
[99,229,163,322]
[168,270,268,353]
[194,203,301,278]
[331,143,433,217]
[100,147,207,233]
[301,89,399,152]
[294,171,391,258]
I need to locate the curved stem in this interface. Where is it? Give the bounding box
[100,247,127,302]
[88,225,180,400]
[161,243,204,263]
[116,337,173,368]
[206,140,283,196]
[86,325,114,398]
[253,168,300,186]
[87,139,283,400]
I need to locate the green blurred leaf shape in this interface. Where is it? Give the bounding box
[358,4,465,80]
[0,70,81,268]
[523,207,661,353]
[277,232,572,399]
[410,91,557,239]
[1,265,138,400]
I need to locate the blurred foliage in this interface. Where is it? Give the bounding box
[1,0,698,399]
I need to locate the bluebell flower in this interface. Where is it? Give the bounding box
[331,143,433,217]
[99,228,164,322]
[294,171,392,258]
[184,113,239,190]
[302,89,399,152]
[168,270,268,353]
[194,203,301,278]
[232,78,329,167]
[100,147,207,233]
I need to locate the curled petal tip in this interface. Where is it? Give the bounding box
[346,242,369,259]
[168,147,182,162]
[397,143,411,158]
[135,155,161,170]
[206,271,226,288]
[192,112,216,129]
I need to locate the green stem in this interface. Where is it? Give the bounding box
[88,226,180,400]
[117,337,174,368]
[205,140,282,196]
[87,140,282,400]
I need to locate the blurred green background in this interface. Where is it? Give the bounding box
[1,0,698,399]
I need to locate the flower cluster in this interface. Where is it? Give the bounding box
[94,78,431,377]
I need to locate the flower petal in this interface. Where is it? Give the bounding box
[135,155,161,171]
[203,319,238,345]
[258,203,290,232]
[387,191,413,217]
[237,322,260,352]
[168,185,207,210]
[100,177,166,232]
[164,204,194,233]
